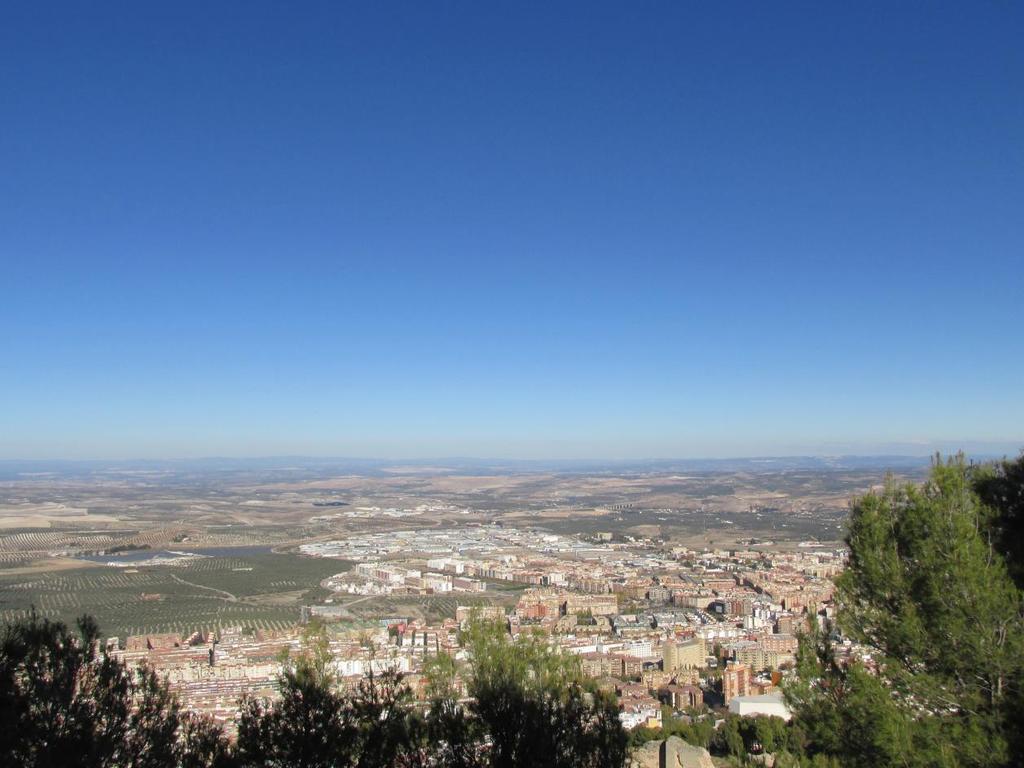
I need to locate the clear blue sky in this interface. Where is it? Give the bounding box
[1,2,1022,460]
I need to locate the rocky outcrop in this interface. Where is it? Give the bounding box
[662,736,715,768]
[630,736,715,768]
[630,740,662,768]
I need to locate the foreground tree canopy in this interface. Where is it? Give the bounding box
[0,613,229,768]
[786,452,1024,768]
[0,613,626,768]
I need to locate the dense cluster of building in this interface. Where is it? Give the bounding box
[114,533,843,732]
[332,562,488,595]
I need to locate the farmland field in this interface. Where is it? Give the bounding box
[0,551,354,639]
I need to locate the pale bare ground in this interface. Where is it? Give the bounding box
[0,517,56,529]
[0,503,122,529]
[258,476,388,491]
[0,503,93,516]
[257,473,557,494]
[417,475,556,492]
[0,557,102,576]
[378,465,464,474]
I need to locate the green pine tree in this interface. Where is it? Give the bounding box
[786,454,1024,768]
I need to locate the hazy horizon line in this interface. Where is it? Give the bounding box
[1,448,1020,465]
